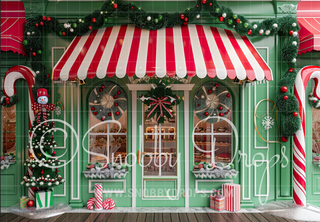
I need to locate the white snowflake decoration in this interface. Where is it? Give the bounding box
[262,116,274,130]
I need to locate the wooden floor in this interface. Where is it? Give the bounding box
[0,213,316,222]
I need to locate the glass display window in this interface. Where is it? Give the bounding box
[88,82,127,164]
[2,105,16,159]
[312,107,320,162]
[143,105,177,177]
[193,82,233,165]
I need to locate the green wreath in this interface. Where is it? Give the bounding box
[140,78,181,124]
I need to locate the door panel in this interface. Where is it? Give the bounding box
[136,91,184,207]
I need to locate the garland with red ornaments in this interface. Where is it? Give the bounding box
[2,0,300,137]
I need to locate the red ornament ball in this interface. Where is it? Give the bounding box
[314,101,317,103]
[281,86,288,93]
[281,136,289,143]
[62,32,66,36]
[5,97,10,102]
[284,95,289,100]
[219,106,223,110]
[198,104,200,106]
[92,18,96,23]
[131,6,134,9]
[289,30,294,35]
[219,17,224,22]
[180,14,185,20]
[209,3,212,6]
[115,111,120,116]
[99,88,103,92]
[47,17,51,22]
[101,85,105,89]
[184,17,188,22]
[247,29,252,35]
[208,89,212,94]
[196,5,199,8]
[32,52,36,56]
[47,74,51,78]
[117,90,121,95]
[215,83,219,88]
[204,112,209,116]
[27,200,34,207]
[101,117,105,121]
[108,112,112,116]
[115,103,119,106]
[293,112,298,117]
[226,93,231,98]
[88,26,92,30]
[219,113,224,117]
[42,16,47,21]
[91,107,95,111]
[35,23,39,27]
[183,22,188,26]
[202,0,207,4]
[113,95,117,99]
[40,21,44,26]
[236,19,240,23]
[289,68,294,73]
[113,3,118,9]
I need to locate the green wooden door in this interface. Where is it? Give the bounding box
[136,91,185,207]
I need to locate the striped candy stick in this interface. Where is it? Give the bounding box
[3,65,36,200]
[293,66,320,206]
[86,197,95,210]
[94,183,103,210]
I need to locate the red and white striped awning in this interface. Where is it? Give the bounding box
[1,1,27,56]
[297,1,320,55]
[53,25,272,81]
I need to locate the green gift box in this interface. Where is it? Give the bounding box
[19,196,29,209]
[36,190,53,208]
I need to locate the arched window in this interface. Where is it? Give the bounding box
[88,82,127,164]
[193,82,233,165]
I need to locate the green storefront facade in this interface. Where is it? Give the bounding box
[1,0,320,209]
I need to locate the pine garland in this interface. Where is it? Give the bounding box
[3,0,300,137]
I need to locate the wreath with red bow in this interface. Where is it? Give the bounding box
[140,78,181,124]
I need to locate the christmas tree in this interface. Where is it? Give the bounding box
[21,88,65,190]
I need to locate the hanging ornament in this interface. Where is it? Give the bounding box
[147,16,151,21]
[23,40,28,45]
[292,58,296,63]
[289,68,294,72]
[70,28,74,32]
[40,21,44,26]
[262,116,274,130]
[92,18,96,23]
[215,8,220,13]
[247,29,252,35]
[259,29,264,35]
[292,23,297,27]
[273,23,278,28]
[88,26,92,30]
[32,52,37,56]
[281,136,289,142]
[27,32,30,36]
[281,86,288,93]
[265,30,270,35]
[236,19,240,23]
[293,31,298,37]
[47,17,51,22]
[219,17,224,22]
[292,41,297,46]
[115,111,120,116]
[293,112,298,117]
[113,3,118,9]
[202,0,207,4]
[64,23,68,28]
[289,30,294,35]
[222,13,227,18]
[35,23,39,27]
[196,14,200,19]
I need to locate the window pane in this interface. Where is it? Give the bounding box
[193,99,232,165]
[143,104,177,176]
[2,105,16,159]
[312,107,320,157]
[89,102,127,164]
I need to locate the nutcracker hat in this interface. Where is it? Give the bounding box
[36,88,49,98]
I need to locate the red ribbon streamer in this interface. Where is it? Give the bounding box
[146,97,173,121]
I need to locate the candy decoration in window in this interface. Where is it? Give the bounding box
[194,82,232,123]
[89,82,127,121]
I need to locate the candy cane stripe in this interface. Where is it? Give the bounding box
[293,66,320,206]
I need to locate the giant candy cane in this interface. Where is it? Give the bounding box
[293,66,320,206]
[3,65,36,200]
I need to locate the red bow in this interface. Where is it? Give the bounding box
[146,97,173,122]
[32,103,55,111]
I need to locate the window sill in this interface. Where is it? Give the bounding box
[83,169,129,179]
[192,168,238,179]
[313,160,320,167]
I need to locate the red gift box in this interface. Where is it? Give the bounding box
[214,193,225,211]
[222,183,241,212]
